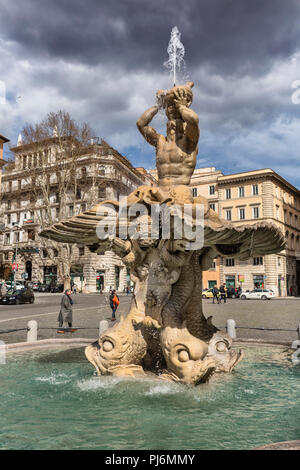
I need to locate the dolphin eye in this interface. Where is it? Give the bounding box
[178,349,190,362]
[216,341,227,353]
[102,340,114,352]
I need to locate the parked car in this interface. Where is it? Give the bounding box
[31,282,40,291]
[5,282,24,290]
[202,287,240,299]
[202,288,214,299]
[0,287,35,305]
[226,287,241,299]
[240,289,275,300]
[37,283,51,292]
[50,284,64,293]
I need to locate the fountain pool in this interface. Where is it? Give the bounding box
[0,344,299,450]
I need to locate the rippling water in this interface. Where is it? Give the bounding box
[0,345,299,450]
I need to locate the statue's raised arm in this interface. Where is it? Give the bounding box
[172,84,199,145]
[136,105,160,147]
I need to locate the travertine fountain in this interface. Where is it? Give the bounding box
[41,81,285,385]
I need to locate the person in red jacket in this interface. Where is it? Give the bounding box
[109,289,120,321]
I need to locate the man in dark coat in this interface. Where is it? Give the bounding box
[212,285,220,304]
[219,283,227,303]
[58,289,73,328]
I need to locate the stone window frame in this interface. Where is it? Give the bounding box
[239,207,245,220]
[252,184,259,196]
[225,209,232,221]
[225,258,235,267]
[252,206,260,219]
[78,246,85,256]
[253,256,263,266]
[238,186,245,198]
[225,188,231,200]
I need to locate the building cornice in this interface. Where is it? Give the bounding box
[218,168,300,196]
[0,134,10,144]
[10,136,77,153]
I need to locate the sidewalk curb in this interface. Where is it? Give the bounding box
[234,338,291,347]
[5,338,94,353]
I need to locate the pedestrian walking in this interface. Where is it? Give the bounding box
[212,285,220,304]
[109,289,120,321]
[57,289,73,331]
[220,283,227,303]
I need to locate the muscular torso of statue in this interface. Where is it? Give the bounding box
[156,133,198,187]
[136,83,199,189]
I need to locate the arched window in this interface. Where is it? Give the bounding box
[291,233,295,250]
[285,231,289,249]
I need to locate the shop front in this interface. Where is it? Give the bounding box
[253,274,264,289]
[43,266,57,285]
[71,265,84,291]
[225,275,235,288]
[96,270,105,292]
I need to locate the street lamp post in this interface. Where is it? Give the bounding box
[14,238,18,290]
[12,223,21,290]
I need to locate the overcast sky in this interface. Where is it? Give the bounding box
[1,0,300,187]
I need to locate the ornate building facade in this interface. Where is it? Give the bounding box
[0,134,9,239]
[190,167,300,296]
[0,134,9,190]
[0,136,155,292]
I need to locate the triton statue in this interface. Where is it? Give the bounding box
[137,82,198,189]
[40,82,285,385]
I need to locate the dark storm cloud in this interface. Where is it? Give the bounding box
[2,0,300,76]
[2,0,300,187]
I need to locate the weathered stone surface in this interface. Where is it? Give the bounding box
[254,440,300,450]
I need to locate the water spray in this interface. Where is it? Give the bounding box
[164,26,185,86]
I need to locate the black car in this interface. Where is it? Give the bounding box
[0,287,35,305]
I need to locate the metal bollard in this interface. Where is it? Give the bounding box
[27,320,38,342]
[0,340,5,364]
[99,320,109,336]
[227,319,237,339]
[292,349,300,365]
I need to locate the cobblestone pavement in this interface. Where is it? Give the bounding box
[0,294,299,345]
[0,293,132,344]
[203,298,300,344]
